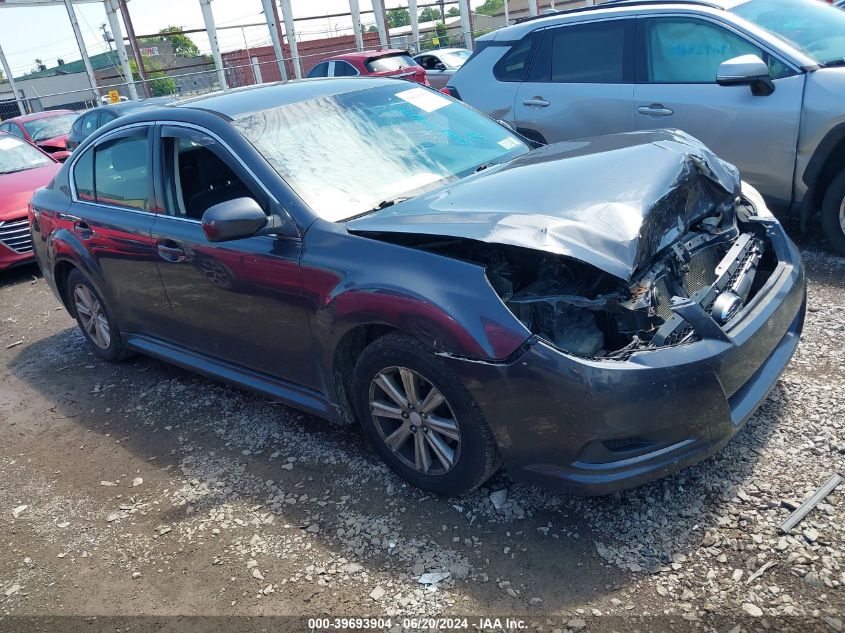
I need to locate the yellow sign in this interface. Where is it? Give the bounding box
[108,90,120,104]
[431,37,440,46]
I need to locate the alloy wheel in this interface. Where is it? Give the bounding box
[368,366,461,475]
[73,284,111,350]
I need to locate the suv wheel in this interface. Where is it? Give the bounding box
[821,170,845,256]
[351,333,499,496]
[67,269,132,362]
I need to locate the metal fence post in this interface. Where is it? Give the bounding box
[104,0,139,100]
[279,0,300,79]
[528,0,538,16]
[372,0,389,49]
[198,0,228,90]
[260,0,288,81]
[349,0,363,51]
[457,0,472,50]
[408,0,419,53]
[0,42,26,116]
[63,0,101,101]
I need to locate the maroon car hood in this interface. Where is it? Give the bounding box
[0,163,60,221]
[37,134,69,150]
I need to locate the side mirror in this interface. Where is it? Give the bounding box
[716,55,775,96]
[434,62,447,71]
[202,197,268,242]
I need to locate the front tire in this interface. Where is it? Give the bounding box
[351,333,499,496]
[821,170,845,257]
[66,269,132,362]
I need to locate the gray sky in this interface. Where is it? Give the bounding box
[0,0,484,78]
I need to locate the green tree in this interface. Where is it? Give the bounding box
[419,7,441,22]
[142,26,200,58]
[130,58,177,97]
[434,21,450,46]
[0,67,4,82]
[476,0,504,16]
[387,7,411,28]
[447,7,460,17]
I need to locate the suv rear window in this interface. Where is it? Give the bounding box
[493,33,541,82]
[365,54,417,72]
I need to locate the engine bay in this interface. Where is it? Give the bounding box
[371,199,777,359]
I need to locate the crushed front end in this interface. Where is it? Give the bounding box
[441,196,805,493]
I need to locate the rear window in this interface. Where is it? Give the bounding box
[529,20,633,83]
[493,33,541,82]
[365,54,417,73]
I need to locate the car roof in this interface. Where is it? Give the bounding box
[328,49,410,62]
[5,109,76,123]
[175,77,403,120]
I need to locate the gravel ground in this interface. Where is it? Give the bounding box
[0,226,843,632]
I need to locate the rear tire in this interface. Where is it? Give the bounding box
[66,269,132,362]
[351,332,499,496]
[821,170,845,257]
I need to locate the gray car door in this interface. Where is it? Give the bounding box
[512,18,636,144]
[633,16,804,206]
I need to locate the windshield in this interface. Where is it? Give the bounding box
[234,84,529,221]
[441,50,472,68]
[22,113,78,142]
[733,0,845,66]
[0,135,52,174]
[365,54,419,73]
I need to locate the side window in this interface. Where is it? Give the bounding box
[337,61,358,76]
[493,32,541,82]
[308,62,328,78]
[645,18,791,83]
[545,20,632,83]
[0,123,11,134]
[93,132,150,210]
[80,112,99,136]
[418,55,436,70]
[73,147,95,202]
[162,130,263,221]
[7,123,25,138]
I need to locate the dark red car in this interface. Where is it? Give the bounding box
[0,110,78,161]
[307,49,428,85]
[0,132,61,270]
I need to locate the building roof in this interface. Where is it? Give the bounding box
[19,51,123,81]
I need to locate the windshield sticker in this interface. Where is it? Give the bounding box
[498,137,521,150]
[396,87,450,113]
[0,137,24,151]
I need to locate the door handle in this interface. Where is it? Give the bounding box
[522,97,550,107]
[637,105,674,117]
[156,239,186,263]
[73,221,93,238]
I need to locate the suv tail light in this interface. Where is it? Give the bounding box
[439,86,461,100]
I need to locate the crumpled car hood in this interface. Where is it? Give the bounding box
[347,129,741,281]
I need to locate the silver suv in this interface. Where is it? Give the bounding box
[447,0,845,254]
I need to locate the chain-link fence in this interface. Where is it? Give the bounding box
[0,23,495,121]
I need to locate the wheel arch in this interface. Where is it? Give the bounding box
[801,123,845,229]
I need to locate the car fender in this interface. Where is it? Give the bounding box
[48,228,109,310]
[300,225,531,383]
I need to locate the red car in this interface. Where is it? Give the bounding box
[0,110,78,161]
[0,132,61,271]
[307,49,428,85]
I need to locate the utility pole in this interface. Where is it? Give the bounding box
[101,24,113,51]
[279,0,300,79]
[117,0,149,97]
[349,0,363,51]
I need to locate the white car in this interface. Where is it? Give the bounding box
[413,48,472,90]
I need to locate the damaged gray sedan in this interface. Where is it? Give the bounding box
[34,80,804,496]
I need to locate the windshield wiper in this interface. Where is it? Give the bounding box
[344,197,411,221]
[822,58,845,68]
